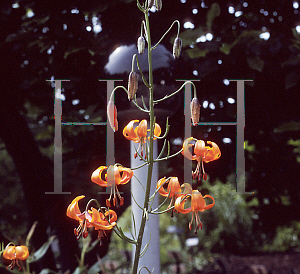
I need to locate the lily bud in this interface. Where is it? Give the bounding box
[190,97,201,126]
[128,71,138,101]
[137,36,145,55]
[173,37,182,59]
[148,0,155,8]
[107,100,118,132]
[155,0,162,11]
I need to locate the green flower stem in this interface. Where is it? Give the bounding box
[138,266,152,274]
[151,206,174,215]
[109,85,128,101]
[154,117,170,139]
[140,21,144,36]
[142,20,148,42]
[151,20,180,50]
[132,8,154,274]
[85,198,101,211]
[109,85,149,113]
[132,54,150,88]
[154,148,183,162]
[154,80,197,104]
[130,161,148,170]
[137,0,145,12]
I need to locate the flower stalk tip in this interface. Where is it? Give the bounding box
[173,37,182,59]
[190,97,201,126]
[128,71,138,101]
[137,36,146,55]
[107,100,118,132]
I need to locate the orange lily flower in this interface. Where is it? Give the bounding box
[175,184,215,234]
[156,177,182,216]
[67,195,93,239]
[123,119,161,159]
[182,137,221,181]
[89,207,117,244]
[91,165,133,207]
[3,244,29,270]
[66,195,117,243]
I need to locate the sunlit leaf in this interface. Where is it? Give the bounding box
[292,28,300,41]
[247,56,264,72]
[72,266,87,274]
[274,121,300,133]
[219,43,233,55]
[186,48,209,58]
[87,261,102,274]
[179,27,206,47]
[39,269,57,274]
[206,3,220,30]
[285,71,298,89]
[64,48,85,59]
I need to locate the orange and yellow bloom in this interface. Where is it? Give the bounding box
[157,177,181,216]
[3,244,29,270]
[91,165,133,207]
[66,195,117,244]
[182,137,221,181]
[175,184,215,233]
[123,119,161,159]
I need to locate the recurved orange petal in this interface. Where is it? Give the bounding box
[91,166,108,187]
[203,195,215,210]
[174,196,192,214]
[167,177,181,198]
[123,120,140,142]
[118,166,133,185]
[181,137,194,160]
[105,209,118,223]
[66,195,85,221]
[15,246,29,260]
[191,190,206,212]
[203,141,221,163]
[149,123,162,140]
[194,140,207,158]
[90,207,116,230]
[157,177,168,197]
[137,120,147,138]
[3,246,16,260]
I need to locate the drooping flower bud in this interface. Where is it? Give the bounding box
[173,37,182,59]
[155,0,162,11]
[128,71,138,101]
[137,36,145,55]
[148,0,155,8]
[190,97,201,126]
[107,100,118,132]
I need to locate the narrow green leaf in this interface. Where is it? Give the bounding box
[27,236,56,263]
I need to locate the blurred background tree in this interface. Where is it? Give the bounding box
[0,0,299,273]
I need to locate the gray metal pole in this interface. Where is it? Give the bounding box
[131,141,160,274]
